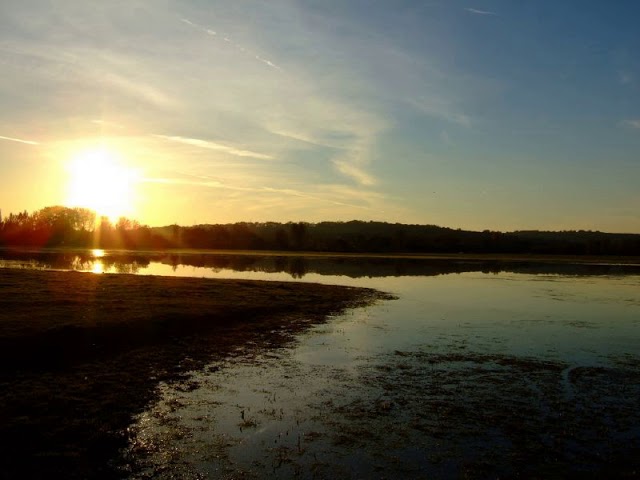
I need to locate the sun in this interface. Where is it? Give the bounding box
[66,147,139,222]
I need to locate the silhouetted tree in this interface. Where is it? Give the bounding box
[1,206,640,255]
[289,222,308,250]
[275,228,290,250]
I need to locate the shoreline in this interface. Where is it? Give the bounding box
[0,269,391,478]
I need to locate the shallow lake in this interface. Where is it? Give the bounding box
[2,248,640,477]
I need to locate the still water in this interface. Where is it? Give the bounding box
[2,248,640,477]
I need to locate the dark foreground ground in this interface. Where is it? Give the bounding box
[0,269,388,479]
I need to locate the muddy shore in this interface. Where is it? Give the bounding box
[0,269,389,479]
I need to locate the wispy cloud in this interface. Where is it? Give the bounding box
[270,129,343,149]
[102,72,177,109]
[622,119,640,129]
[0,135,39,145]
[144,175,372,210]
[465,7,498,16]
[143,176,224,188]
[181,17,282,71]
[332,160,377,186]
[91,119,124,129]
[261,186,372,209]
[409,96,472,126]
[330,127,383,187]
[0,42,179,112]
[261,90,388,186]
[154,134,274,160]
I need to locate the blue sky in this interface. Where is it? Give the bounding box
[1,0,639,231]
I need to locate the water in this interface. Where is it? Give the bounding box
[2,248,640,477]
[1,247,638,279]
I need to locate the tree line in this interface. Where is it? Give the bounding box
[1,206,639,255]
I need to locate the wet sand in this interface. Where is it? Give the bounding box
[0,269,390,479]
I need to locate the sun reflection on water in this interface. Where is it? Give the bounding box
[91,249,105,258]
[91,261,105,274]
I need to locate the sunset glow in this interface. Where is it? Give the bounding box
[66,147,139,222]
[0,1,638,232]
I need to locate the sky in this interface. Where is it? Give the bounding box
[1,0,639,232]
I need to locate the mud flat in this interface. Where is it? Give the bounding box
[126,347,640,479]
[0,269,390,479]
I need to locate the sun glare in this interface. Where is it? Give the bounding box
[91,260,105,274]
[66,147,139,222]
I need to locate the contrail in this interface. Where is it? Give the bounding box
[465,7,498,15]
[0,135,39,145]
[153,134,274,160]
[180,17,282,71]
